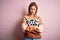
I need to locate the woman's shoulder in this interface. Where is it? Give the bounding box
[35,15,40,19]
[23,14,29,19]
[22,14,28,22]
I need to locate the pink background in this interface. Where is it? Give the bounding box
[0,0,60,40]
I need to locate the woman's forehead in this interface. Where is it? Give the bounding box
[30,6,36,8]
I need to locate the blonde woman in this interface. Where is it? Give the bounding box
[22,2,43,40]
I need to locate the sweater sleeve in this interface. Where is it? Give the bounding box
[22,16,28,32]
[38,16,44,33]
[38,25,43,33]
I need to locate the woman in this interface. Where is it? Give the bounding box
[22,2,43,40]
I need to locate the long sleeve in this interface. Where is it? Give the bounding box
[22,16,28,32]
[38,16,44,33]
[38,25,43,33]
[22,22,28,32]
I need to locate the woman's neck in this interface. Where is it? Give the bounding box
[30,14,35,18]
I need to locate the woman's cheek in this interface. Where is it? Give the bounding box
[30,10,33,13]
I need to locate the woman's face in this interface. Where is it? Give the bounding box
[30,6,36,15]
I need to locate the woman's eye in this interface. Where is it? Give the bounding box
[33,9,36,10]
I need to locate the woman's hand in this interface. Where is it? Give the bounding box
[30,26,35,31]
[25,26,30,32]
[29,26,38,31]
[25,26,39,32]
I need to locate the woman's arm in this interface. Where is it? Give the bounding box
[22,16,29,32]
[38,16,44,33]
